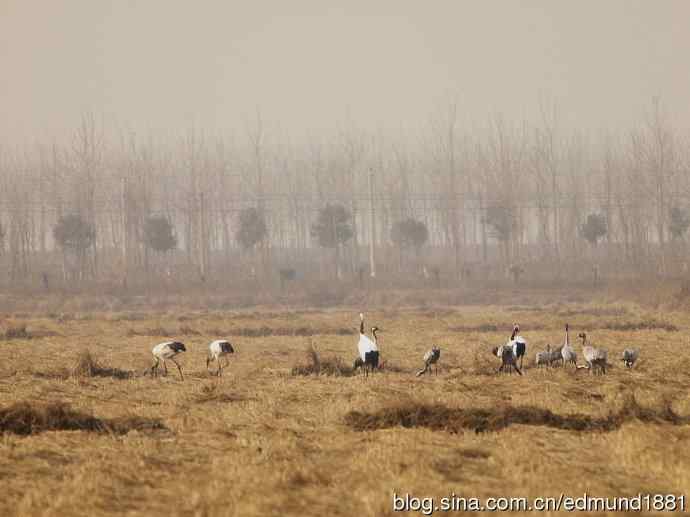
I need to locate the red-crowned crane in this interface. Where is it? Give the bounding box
[149,341,186,380]
[510,324,527,369]
[357,313,380,377]
[207,339,235,376]
[493,324,525,374]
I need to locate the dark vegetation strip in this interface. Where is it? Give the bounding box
[449,319,677,333]
[344,396,688,434]
[127,325,355,338]
[0,325,61,340]
[0,402,167,436]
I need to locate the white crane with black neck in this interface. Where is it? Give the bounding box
[149,341,186,380]
[510,323,527,370]
[207,339,235,376]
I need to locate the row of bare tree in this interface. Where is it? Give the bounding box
[1,102,689,292]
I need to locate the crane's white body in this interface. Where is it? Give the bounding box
[209,340,234,360]
[508,336,526,357]
[153,341,184,360]
[356,313,380,376]
[357,333,378,362]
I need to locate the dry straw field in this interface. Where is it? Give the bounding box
[1,301,689,516]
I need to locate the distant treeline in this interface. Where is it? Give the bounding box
[1,101,689,294]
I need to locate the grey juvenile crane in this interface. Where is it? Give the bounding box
[416,347,441,376]
[621,348,640,368]
[561,324,577,367]
[579,332,608,375]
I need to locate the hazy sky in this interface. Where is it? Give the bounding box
[1,0,689,143]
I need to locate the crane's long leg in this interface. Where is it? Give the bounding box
[217,360,222,377]
[150,357,159,377]
[163,360,168,376]
[514,365,522,376]
[170,358,184,380]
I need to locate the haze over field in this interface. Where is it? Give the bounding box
[2,5,690,516]
[2,0,690,142]
[1,1,690,300]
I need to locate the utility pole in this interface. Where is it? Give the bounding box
[199,190,207,281]
[368,169,376,278]
[121,177,128,286]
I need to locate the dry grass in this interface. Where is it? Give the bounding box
[192,383,248,404]
[291,343,355,376]
[70,351,133,380]
[0,302,689,516]
[598,319,679,332]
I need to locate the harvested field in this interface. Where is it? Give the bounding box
[1,303,689,516]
